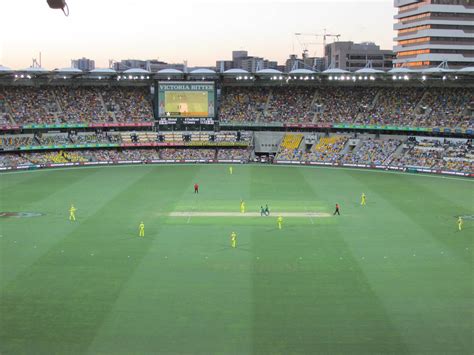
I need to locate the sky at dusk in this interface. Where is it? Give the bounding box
[0,0,396,69]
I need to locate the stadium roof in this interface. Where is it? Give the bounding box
[90,68,117,75]
[256,69,283,74]
[157,69,184,74]
[0,65,13,72]
[322,68,350,74]
[22,67,49,73]
[457,67,474,74]
[388,67,415,74]
[289,69,317,74]
[355,68,385,74]
[223,69,249,74]
[54,67,83,73]
[422,67,455,74]
[190,68,216,74]
[124,68,150,74]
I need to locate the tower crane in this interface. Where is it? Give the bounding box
[294,29,341,57]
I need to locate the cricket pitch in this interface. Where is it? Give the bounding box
[168,212,331,218]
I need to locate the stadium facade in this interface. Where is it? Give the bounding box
[393,0,474,69]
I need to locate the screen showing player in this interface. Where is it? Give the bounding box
[158,82,215,118]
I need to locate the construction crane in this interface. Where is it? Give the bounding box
[294,29,341,57]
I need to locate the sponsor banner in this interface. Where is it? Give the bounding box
[89,122,153,128]
[21,122,153,130]
[19,143,120,151]
[1,160,471,177]
[332,124,430,132]
[284,123,332,129]
[0,125,21,130]
[217,160,243,163]
[22,123,88,129]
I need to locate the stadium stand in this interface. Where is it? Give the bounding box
[219,87,268,122]
[0,83,472,175]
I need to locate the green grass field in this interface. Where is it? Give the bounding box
[0,165,472,355]
[165,91,208,116]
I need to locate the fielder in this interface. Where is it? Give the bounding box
[361,193,366,206]
[277,216,283,230]
[69,204,77,221]
[231,231,237,248]
[240,200,246,213]
[139,222,145,237]
[458,216,463,231]
[229,166,233,175]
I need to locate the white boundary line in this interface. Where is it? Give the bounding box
[305,206,315,224]
[1,163,472,183]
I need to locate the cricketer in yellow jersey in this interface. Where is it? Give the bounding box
[69,204,77,221]
[139,222,145,237]
[277,216,283,230]
[361,193,366,206]
[458,217,463,231]
[231,232,237,248]
[229,166,233,175]
[240,200,245,213]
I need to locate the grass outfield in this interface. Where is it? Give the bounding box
[0,165,472,354]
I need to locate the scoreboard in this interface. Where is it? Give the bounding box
[158,82,215,119]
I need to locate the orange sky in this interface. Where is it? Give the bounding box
[0,0,396,69]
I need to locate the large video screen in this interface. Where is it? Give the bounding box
[158,82,215,118]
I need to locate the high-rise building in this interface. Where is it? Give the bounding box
[216,50,281,72]
[324,42,394,71]
[285,54,325,72]
[393,0,474,69]
[112,59,185,72]
[71,57,95,71]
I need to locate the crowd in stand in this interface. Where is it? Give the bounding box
[160,149,216,160]
[0,132,123,149]
[275,134,472,173]
[1,86,154,125]
[3,87,60,124]
[219,87,268,122]
[340,138,401,165]
[314,87,378,125]
[0,147,252,167]
[266,88,315,123]
[302,136,348,163]
[0,135,34,149]
[391,138,473,173]
[102,87,154,122]
[365,88,425,126]
[217,149,251,161]
[1,85,472,128]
